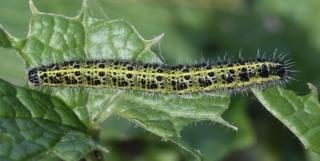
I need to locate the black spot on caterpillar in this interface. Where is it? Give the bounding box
[27,56,293,94]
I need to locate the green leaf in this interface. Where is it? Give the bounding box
[252,84,320,154]
[111,92,233,160]
[180,98,255,161]
[112,93,233,137]
[0,79,97,161]
[0,0,234,160]
[308,150,320,161]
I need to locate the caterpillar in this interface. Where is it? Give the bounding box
[27,56,293,94]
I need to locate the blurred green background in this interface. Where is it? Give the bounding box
[0,0,319,161]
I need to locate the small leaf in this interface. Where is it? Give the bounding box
[110,93,234,138]
[0,79,97,161]
[109,92,233,160]
[252,84,320,154]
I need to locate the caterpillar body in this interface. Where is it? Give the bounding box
[27,57,292,94]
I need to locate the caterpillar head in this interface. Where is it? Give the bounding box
[27,68,40,86]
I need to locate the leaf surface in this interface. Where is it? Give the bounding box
[0,79,97,161]
[0,0,234,160]
[253,84,320,154]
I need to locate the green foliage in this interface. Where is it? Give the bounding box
[0,0,320,161]
[308,151,320,161]
[0,79,98,161]
[0,1,234,160]
[253,84,320,154]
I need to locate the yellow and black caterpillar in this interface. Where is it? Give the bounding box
[28,57,292,94]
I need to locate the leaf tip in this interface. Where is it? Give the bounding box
[0,25,15,48]
[97,145,109,154]
[77,0,88,20]
[307,83,318,96]
[217,117,238,131]
[29,0,39,15]
[145,33,164,49]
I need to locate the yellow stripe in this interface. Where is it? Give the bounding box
[35,61,283,94]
